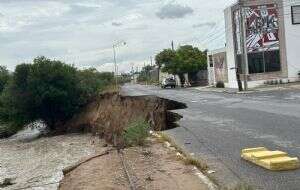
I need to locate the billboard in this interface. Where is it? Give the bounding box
[245,4,279,52]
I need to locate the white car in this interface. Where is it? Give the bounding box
[161,78,176,88]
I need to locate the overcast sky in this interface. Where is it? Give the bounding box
[0,0,235,73]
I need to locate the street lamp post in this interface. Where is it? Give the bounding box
[112,41,126,89]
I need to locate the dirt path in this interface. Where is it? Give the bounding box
[59,138,209,190]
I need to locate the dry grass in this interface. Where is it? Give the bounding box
[222,183,253,190]
[101,85,120,93]
[155,132,208,171]
[155,133,254,190]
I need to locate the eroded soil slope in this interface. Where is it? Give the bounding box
[64,93,186,145]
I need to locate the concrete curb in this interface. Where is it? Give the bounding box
[156,132,219,190]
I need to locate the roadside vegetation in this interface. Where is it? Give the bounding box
[0,56,114,137]
[137,65,157,84]
[123,119,150,147]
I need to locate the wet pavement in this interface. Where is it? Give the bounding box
[122,84,300,190]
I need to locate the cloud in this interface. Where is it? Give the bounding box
[112,22,122,26]
[156,3,193,19]
[192,22,216,28]
[0,0,234,72]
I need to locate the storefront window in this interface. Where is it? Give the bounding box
[265,50,281,72]
[247,50,281,74]
[292,5,300,25]
[248,52,264,74]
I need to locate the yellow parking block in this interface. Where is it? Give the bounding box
[241,147,300,171]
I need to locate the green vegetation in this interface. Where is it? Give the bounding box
[137,65,157,84]
[0,66,11,94]
[155,45,207,85]
[0,56,114,136]
[123,119,150,147]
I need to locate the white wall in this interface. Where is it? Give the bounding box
[283,1,300,81]
[224,7,239,88]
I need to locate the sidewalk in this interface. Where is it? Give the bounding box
[193,82,300,94]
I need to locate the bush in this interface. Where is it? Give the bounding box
[0,66,11,94]
[216,81,225,88]
[0,124,20,138]
[0,56,114,134]
[123,119,150,147]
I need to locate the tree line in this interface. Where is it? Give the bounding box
[0,56,114,137]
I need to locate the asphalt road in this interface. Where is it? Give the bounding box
[122,84,300,190]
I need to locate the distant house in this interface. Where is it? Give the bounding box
[207,48,228,86]
[208,0,300,88]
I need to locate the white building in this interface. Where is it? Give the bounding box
[208,0,300,88]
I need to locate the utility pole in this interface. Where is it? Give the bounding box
[150,56,153,66]
[113,45,118,88]
[171,40,175,51]
[239,0,249,91]
[112,41,126,89]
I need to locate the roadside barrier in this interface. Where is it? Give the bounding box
[241,147,300,171]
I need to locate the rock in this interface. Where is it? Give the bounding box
[145,176,154,181]
[142,150,152,157]
[0,178,16,187]
[102,143,108,147]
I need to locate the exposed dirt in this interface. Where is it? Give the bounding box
[59,138,208,190]
[63,93,186,145]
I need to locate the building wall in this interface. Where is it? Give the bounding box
[225,6,239,88]
[207,48,228,86]
[224,0,294,88]
[283,1,300,81]
[246,0,288,82]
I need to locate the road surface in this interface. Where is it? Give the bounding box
[122,84,300,190]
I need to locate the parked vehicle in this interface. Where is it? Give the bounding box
[161,78,176,88]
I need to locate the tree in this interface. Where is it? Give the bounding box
[155,45,207,86]
[137,65,155,83]
[77,68,114,100]
[0,66,10,93]
[0,56,114,133]
[155,49,176,82]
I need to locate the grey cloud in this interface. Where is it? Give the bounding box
[112,22,123,27]
[156,3,193,19]
[192,22,216,28]
[69,4,98,14]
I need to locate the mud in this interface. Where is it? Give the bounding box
[0,133,104,190]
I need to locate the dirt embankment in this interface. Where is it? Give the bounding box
[64,93,186,145]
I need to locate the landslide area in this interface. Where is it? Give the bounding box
[64,92,187,145]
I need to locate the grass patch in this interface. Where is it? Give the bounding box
[123,119,150,147]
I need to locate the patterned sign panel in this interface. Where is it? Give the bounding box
[245,4,279,52]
